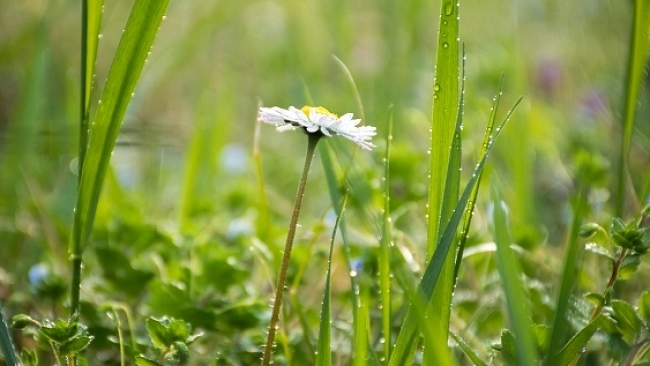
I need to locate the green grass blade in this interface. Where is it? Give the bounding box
[450,331,487,366]
[425,0,460,360]
[490,180,537,366]
[79,0,104,174]
[315,194,348,366]
[551,314,608,366]
[616,0,650,215]
[389,98,520,365]
[0,303,18,366]
[454,75,503,280]
[544,186,588,365]
[68,0,171,314]
[378,107,394,360]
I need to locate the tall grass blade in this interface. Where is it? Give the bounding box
[425,0,460,361]
[388,98,522,365]
[378,107,394,360]
[0,303,18,366]
[544,186,588,365]
[315,194,347,366]
[68,0,171,316]
[79,0,104,174]
[616,0,650,215]
[490,180,537,366]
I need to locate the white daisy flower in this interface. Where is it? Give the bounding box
[258,105,377,150]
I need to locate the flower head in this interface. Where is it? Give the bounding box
[258,105,376,150]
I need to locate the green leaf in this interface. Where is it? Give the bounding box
[39,319,78,344]
[638,290,650,325]
[618,254,641,280]
[146,317,171,350]
[612,299,643,345]
[167,319,190,343]
[552,314,610,366]
[490,181,538,366]
[10,314,36,329]
[173,341,190,361]
[135,356,164,366]
[499,329,518,366]
[20,349,38,366]
[579,223,601,238]
[58,335,93,356]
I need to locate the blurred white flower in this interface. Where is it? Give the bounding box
[258,105,377,150]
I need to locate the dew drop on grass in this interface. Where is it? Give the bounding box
[444,1,453,15]
[98,34,103,39]
[442,42,449,49]
[434,83,441,92]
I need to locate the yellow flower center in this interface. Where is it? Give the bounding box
[301,105,338,119]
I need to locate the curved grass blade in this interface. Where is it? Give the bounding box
[490,180,537,366]
[378,107,394,360]
[388,97,522,366]
[454,74,503,280]
[616,0,650,215]
[0,303,18,366]
[450,331,487,366]
[315,194,348,366]
[543,185,588,366]
[68,0,171,315]
[79,0,104,175]
[552,314,609,366]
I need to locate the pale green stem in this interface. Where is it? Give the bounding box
[261,133,321,366]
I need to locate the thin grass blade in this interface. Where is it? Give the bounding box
[616,0,650,215]
[544,185,588,366]
[68,0,171,313]
[450,331,487,366]
[79,0,104,173]
[490,180,537,366]
[315,195,348,366]
[0,303,18,366]
[378,107,394,360]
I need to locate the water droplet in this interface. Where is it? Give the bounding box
[350,270,358,277]
[444,2,454,15]
[434,83,441,92]
[98,34,103,39]
[162,15,167,20]
[442,42,449,49]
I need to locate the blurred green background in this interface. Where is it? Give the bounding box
[0,0,648,363]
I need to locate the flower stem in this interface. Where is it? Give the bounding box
[262,133,320,366]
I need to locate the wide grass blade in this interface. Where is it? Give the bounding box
[616,0,650,215]
[68,0,171,314]
[425,0,460,361]
[315,195,348,366]
[490,180,537,366]
[388,97,522,365]
[0,303,18,366]
[378,107,394,360]
[544,186,588,366]
[79,0,104,173]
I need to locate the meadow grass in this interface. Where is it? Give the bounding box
[1,0,650,365]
